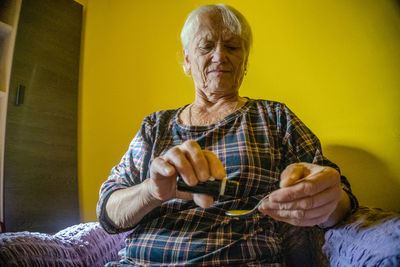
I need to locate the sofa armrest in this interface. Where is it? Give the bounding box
[323,206,400,267]
[0,222,128,267]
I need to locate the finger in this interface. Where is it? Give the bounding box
[163,146,197,186]
[176,190,194,201]
[176,189,214,208]
[271,167,340,202]
[262,200,337,221]
[150,157,176,178]
[203,150,226,180]
[148,157,178,201]
[280,163,310,187]
[266,211,329,227]
[261,201,337,226]
[260,184,342,211]
[181,140,209,182]
[193,193,214,208]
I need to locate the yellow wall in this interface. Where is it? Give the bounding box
[79,0,400,222]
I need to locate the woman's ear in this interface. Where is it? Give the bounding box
[183,49,191,76]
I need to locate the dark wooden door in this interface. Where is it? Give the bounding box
[4,0,82,233]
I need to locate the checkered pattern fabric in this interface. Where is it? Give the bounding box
[98,99,358,266]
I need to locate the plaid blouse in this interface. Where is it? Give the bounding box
[98,99,358,266]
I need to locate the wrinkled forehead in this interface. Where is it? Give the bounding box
[193,12,242,43]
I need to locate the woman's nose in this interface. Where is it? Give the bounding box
[212,43,227,63]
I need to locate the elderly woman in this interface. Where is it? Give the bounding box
[98,4,358,266]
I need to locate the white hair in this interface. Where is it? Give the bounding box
[180,4,253,54]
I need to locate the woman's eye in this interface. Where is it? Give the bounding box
[226,45,240,50]
[200,45,212,51]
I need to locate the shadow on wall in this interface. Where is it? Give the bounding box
[323,145,400,212]
[395,0,400,23]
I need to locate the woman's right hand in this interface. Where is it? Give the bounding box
[147,140,226,208]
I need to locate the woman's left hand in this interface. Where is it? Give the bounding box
[258,162,343,227]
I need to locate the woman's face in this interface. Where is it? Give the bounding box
[184,12,248,97]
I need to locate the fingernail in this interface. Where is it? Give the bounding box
[268,194,275,202]
[200,171,209,181]
[163,167,171,176]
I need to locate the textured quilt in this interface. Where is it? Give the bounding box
[324,207,400,267]
[0,222,128,267]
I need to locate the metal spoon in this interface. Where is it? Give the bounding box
[225,194,270,217]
